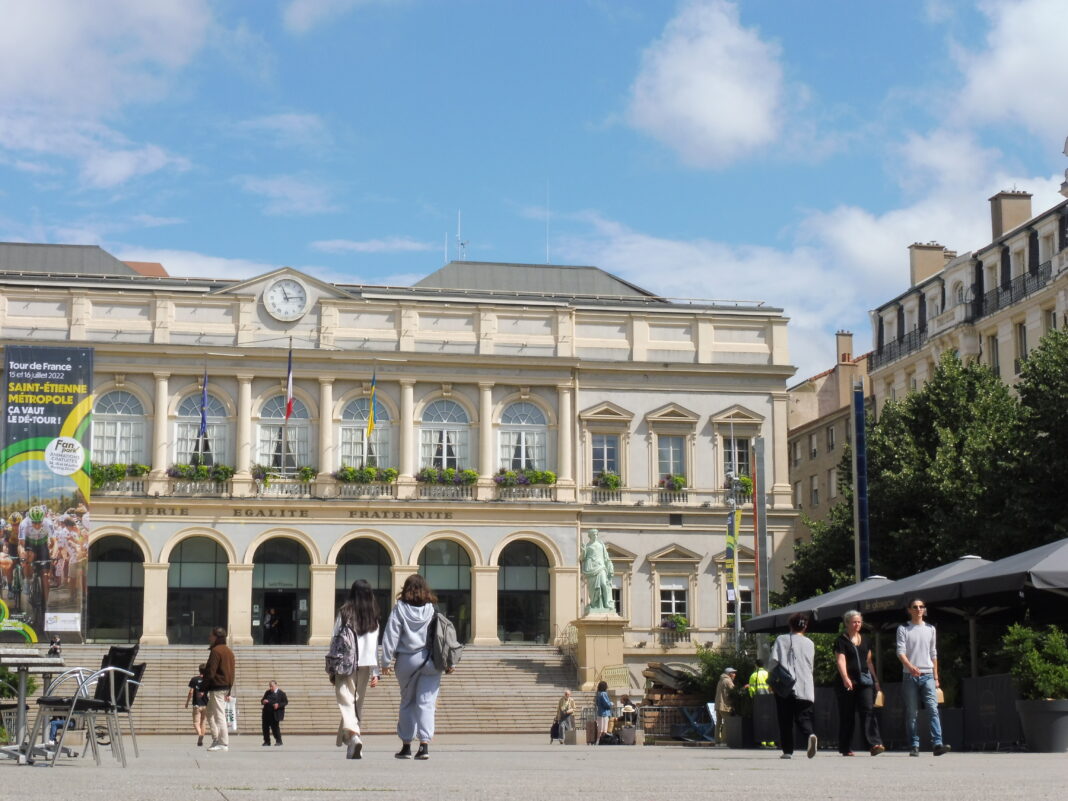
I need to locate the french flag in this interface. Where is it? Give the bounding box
[285,348,294,420]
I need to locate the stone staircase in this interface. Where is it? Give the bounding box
[40,644,595,736]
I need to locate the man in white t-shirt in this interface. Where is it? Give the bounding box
[896,599,950,757]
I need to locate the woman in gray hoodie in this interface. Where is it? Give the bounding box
[381,574,444,760]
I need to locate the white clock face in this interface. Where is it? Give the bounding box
[263,278,309,321]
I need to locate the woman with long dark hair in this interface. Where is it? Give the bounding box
[381,573,450,761]
[333,579,380,759]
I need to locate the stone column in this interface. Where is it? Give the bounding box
[308,564,337,647]
[555,385,576,501]
[470,566,500,646]
[549,566,580,643]
[477,382,495,500]
[397,380,416,499]
[316,378,334,494]
[391,564,418,601]
[228,563,255,645]
[139,563,170,645]
[150,372,170,475]
[232,374,254,496]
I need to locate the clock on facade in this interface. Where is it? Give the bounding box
[263,277,310,321]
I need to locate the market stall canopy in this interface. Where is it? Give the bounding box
[952,537,1068,602]
[743,575,892,634]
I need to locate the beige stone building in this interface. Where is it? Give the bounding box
[786,332,869,547]
[0,244,798,664]
[868,191,1068,410]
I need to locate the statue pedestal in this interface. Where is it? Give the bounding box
[573,614,627,691]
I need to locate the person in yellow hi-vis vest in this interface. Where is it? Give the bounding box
[746,660,775,747]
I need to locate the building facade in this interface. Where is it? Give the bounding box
[869,191,1068,410]
[786,331,869,547]
[0,245,798,652]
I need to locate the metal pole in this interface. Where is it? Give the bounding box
[851,381,871,580]
[753,438,769,616]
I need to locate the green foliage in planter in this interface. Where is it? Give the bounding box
[211,464,235,482]
[296,465,318,483]
[416,466,478,485]
[1001,623,1068,700]
[126,463,151,477]
[659,474,686,491]
[91,462,131,489]
[593,471,621,490]
[661,613,689,634]
[335,465,398,484]
[738,475,753,495]
[250,464,277,484]
[494,468,558,487]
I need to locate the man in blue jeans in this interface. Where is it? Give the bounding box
[896,599,950,757]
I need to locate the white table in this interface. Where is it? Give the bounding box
[0,648,64,763]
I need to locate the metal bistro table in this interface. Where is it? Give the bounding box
[0,648,64,764]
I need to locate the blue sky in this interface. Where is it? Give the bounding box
[2,0,1067,379]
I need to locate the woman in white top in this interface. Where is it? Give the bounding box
[333,579,380,759]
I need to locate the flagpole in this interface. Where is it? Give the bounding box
[283,338,292,476]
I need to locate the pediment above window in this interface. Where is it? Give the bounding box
[578,401,634,424]
[647,543,703,566]
[645,402,700,426]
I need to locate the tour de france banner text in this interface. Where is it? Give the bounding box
[0,345,93,643]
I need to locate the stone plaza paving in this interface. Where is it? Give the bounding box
[2,735,1064,801]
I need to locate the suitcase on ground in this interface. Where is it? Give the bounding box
[618,726,637,745]
[586,719,598,745]
[550,719,561,742]
[564,727,577,745]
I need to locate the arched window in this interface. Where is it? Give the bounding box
[954,282,965,306]
[167,536,228,644]
[252,538,311,645]
[499,402,547,470]
[497,540,550,643]
[335,538,392,632]
[420,399,469,470]
[92,390,147,464]
[175,393,231,466]
[257,395,310,472]
[340,398,392,468]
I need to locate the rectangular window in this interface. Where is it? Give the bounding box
[500,429,546,470]
[826,425,836,452]
[176,421,230,466]
[659,576,688,617]
[810,474,819,507]
[420,428,467,469]
[726,585,753,625]
[723,437,750,477]
[1014,323,1027,374]
[612,575,623,617]
[258,424,309,471]
[808,433,818,459]
[987,334,1000,377]
[341,426,391,468]
[591,433,619,476]
[828,468,838,500]
[92,420,145,465]
[1045,308,1058,333]
[793,481,801,507]
[791,440,801,466]
[657,435,685,480]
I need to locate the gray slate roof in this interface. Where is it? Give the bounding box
[0,242,138,276]
[415,261,659,299]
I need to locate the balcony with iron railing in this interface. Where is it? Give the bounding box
[582,487,749,506]
[496,485,556,502]
[974,261,1053,321]
[868,327,929,372]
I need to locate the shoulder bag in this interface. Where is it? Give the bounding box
[768,637,797,698]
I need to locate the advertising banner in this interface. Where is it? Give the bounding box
[0,346,93,643]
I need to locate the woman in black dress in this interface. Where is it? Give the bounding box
[834,610,885,756]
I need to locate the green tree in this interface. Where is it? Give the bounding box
[1012,328,1068,549]
[866,351,1020,574]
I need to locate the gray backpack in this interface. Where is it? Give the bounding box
[325,623,357,677]
[427,612,463,672]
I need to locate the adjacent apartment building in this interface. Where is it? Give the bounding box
[786,331,869,547]
[0,243,798,655]
[868,190,1068,411]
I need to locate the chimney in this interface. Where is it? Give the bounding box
[989,190,1032,239]
[943,249,957,265]
[909,242,946,286]
[835,330,853,364]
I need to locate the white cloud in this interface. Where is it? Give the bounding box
[233,113,332,151]
[626,0,784,168]
[956,0,1068,141]
[282,0,395,34]
[311,237,435,254]
[132,214,184,228]
[0,1,210,188]
[111,247,281,280]
[0,0,211,114]
[235,175,338,216]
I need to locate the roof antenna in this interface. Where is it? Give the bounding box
[456,210,468,261]
[545,179,551,264]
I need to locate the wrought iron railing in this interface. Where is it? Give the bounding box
[974,261,1052,321]
[869,327,929,371]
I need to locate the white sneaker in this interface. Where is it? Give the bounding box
[207,744,229,752]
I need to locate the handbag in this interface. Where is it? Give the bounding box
[769,638,797,698]
[853,640,874,686]
[873,690,885,708]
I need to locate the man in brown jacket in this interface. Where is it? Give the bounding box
[205,626,236,752]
